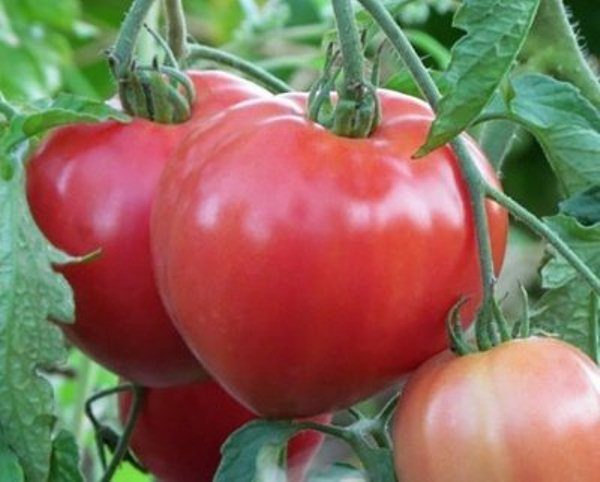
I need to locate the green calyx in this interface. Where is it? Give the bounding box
[108,0,195,124]
[110,57,195,124]
[448,292,530,357]
[308,43,380,139]
[112,63,194,124]
[450,288,600,363]
[332,82,380,138]
[310,0,380,139]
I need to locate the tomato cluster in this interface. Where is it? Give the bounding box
[27,68,600,481]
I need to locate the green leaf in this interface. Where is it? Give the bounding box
[533,214,600,357]
[214,420,303,482]
[418,0,540,155]
[486,74,600,196]
[0,436,25,482]
[0,155,75,481]
[559,186,600,226]
[23,94,129,137]
[48,431,84,482]
[0,95,128,156]
[519,0,600,109]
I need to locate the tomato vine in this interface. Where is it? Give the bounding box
[0,0,599,481]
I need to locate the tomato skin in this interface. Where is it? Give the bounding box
[27,71,270,386]
[392,337,600,482]
[119,380,330,482]
[152,90,508,415]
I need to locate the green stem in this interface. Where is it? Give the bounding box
[358,0,496,305]
[348,432,395,482]
[164,0,188,63]
[590,294,599,365]
[100,384,144,482]
[136,1,160,63]
[332,0,365,100]
[376,393,400,425]
[329,0,378,138]
[451,140,497,304]
[297,420,392,481]
[85,384,137,471]
[187,45,291,93]
[357,0,439,108]
[484,185,600,297]
[111,0,157,78]
[295,420,355,444]
[521,0,600,108]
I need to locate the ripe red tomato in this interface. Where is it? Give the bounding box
[393,337,600,482]
[151,90,508,416]
[119,379,330,482]
[27,71,270,386]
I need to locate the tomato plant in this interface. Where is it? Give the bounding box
[392,337,600,482]
[119,380,330,482]
[1,0,599,480]
[152,89,508,417]
[27,71,270,386]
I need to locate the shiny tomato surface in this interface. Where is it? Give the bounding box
[27,71,270,386]
[152,90,508,415]
[393,337,600,482]
[119,379,330,482]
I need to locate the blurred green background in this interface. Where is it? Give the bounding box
[3,0,598,480]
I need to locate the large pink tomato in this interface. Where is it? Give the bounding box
[119,379,330,482]
[152,90,508,415]
[27,71,270,386]
[393,337,600,481]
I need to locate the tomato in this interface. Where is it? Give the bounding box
[151,90,508,416]
[119,379,330,482]
[392,337,600,482]
[27,71,270,386]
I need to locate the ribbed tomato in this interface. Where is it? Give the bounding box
[27,71,270,386]
[119,379,330,482]
[151,90,508,415]
[393,337,600,482]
